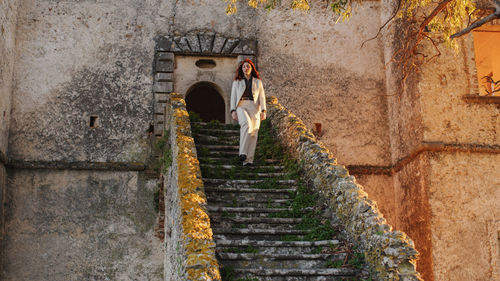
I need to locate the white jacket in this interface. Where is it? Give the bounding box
[230,78,266,113]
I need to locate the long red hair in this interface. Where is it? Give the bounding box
[234,59,261,80]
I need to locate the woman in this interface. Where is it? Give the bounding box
[230,59,266,166]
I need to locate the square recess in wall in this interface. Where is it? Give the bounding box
[89,116,99,128]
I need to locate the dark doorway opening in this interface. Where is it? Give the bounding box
[186,83,225,123]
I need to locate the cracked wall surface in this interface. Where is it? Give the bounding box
[3,0,499,280]
[3,170,163,280]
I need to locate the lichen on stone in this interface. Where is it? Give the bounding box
[164,96,221,281]
[266,96,422,281]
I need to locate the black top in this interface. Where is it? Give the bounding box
[241,76,253,101]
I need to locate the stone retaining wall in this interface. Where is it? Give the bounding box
[266,96,422,281]
[163,94,221,281]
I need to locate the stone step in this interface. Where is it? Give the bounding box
[202,171,289,179]
[199,157,282,163]
[216,240,343,255]
[192,133,239,145]
[205,150,239,157]
[197,144,240,151]
[208,198,290,208]
[191,121,239,128]
[193,128,239,135]
[231,268,359,277]
[214,232,305,241]
[207,206,292,213]
[200,164,285,172]
[206,188,294,202]
[218,252,348,270]
[216,240,341,248]
[218,253,346,261]
[205,186,296,194]
[213,228,307,235]
[204,178,297,186]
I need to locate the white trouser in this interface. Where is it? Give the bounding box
[236,100,261,164]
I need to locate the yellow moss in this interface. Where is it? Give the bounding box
[171,99,221,280]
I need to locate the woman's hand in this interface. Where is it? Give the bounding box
[260,111,266,121]
[232,111,238,121]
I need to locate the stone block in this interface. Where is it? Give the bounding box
[185,34,201,53]
[221,38,239,54]
[155,115,165,124]
[155,72,173,82]
[231,41,243,54]
[212,35,226,54]
[155,61,173,73]
[155,104,166,115]
[199,33,215,53]
[157,52,174,62]
[154,125,164,136]
[155,93,169,103]
[156,36,173,52]
[154,82,173,93]
[177,37,192,53]
[171,40,183,53]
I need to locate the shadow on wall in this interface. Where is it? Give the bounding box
[185,82,225,123]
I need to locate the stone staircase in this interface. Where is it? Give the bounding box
[191,120,367,281]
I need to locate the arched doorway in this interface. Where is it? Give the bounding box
[185,82,225,123]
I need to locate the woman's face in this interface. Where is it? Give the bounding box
[242,62,252,77]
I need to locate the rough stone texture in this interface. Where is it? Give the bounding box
[4,0,499,280]
[266,97,422,281]
[0,1,18,272]
[257,3,391,167]
[9,0,160,163]
[428,153,500,281]
[355,174,397,223]
[379,2,500,278]
[392,155,433,281]
[2,169,163,280]
[0,0,17,155]
[163,95,220,281]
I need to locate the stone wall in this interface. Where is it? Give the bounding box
[0,0,17,155]
[2,169,163,280]
[0,0,19,271]
[163,94,220,281]
[266,96,422,281]
[428,153,500,281]
[377,1,500,278]
[416,35,500,281]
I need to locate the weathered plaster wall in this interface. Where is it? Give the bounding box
[9,0,157,163]
[0,0,19,271]
[256,2,391,167]
[428,153,500,281]
[3,169,163,280]
[392,156,433,281]
[415,36,500,281]
[0,0,17,154]
[355,174,397,224]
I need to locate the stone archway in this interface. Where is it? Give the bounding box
[152,31,257,135]
[185,82,225,123]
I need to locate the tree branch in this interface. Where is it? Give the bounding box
[450,0,500,38]
[360,0,402,48]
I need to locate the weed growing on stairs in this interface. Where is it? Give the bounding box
[153,130,172,173]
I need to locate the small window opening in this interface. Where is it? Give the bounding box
[89,116,99,128]
[195,59,216,69]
